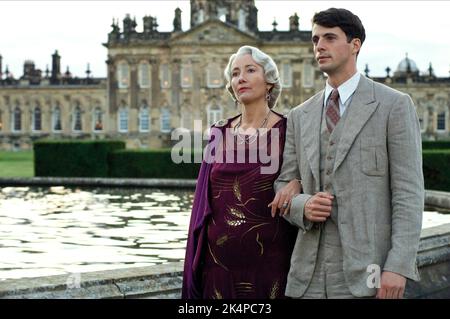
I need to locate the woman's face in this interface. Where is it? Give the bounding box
[230,54,270,106]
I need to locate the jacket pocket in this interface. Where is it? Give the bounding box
[361,137,387,176]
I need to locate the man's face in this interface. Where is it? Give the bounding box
[311,24,359,76]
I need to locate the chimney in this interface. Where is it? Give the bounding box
[51,50,61,81]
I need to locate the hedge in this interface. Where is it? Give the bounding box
[422,149,450,191]
[109,149,202,179]
[34,140,125,177]
[422,141,450,150]
[32,141,450,191]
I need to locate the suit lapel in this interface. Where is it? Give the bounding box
[333,76,379,173]
[300,92,324,188]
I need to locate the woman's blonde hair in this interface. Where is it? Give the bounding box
[224,45,281,109]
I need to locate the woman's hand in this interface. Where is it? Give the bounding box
[268,179,302,217]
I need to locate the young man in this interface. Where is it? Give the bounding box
[274,8,424,298]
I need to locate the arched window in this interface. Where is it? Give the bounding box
[52,106,62,132]
[302,61,314,88]
[12,106,21,132]
[118,107,129,132]
[117,61,130,89]
[160,63,171,89]
[138,62,151,88]
[280,62,292,88]
[207,63,222,88]
[181,63,193,88]
[93,107,103,132]
[197,9,205,24]
[207,102,223,127]
[160,107,171,133]
[139,104,150,132]
[180,108,192,130]
[238,8,246,30]
[32,106,42,131]
[73,105,82,131]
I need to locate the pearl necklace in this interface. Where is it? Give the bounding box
[234,109,272,145]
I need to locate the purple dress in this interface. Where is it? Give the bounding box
[200,116,297,299]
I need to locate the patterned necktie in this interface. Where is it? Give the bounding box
[326,89,340,133]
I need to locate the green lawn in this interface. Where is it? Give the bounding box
[0,151,34,177]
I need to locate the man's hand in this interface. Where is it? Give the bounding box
[376,271,407,299]
[268,179,302,217]
[304,192,333,222]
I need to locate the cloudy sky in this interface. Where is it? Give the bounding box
[1,0,449,79]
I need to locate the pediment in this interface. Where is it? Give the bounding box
[169,19,258,45]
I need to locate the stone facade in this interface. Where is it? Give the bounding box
[0,0,449,150]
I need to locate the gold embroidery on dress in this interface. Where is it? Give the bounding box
[225,207,246,227]
[207,243,229,271]
[235,282,255,295]
[229,207,245,219]
[236,197,257,207]
[213,288,223,299]
[216,234,229,247]
[269,280,280,299]
[256,232,264,256]
[242,222,270,239]
[233,177,242,202]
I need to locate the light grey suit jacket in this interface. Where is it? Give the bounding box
[275,75,424,297]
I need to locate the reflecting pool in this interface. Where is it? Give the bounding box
[0,186,192,280]
[0,186,449,280]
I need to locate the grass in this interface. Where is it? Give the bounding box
[0,151,34,177]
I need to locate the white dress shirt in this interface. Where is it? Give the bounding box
[323,72,361,116]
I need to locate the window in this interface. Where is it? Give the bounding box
[437,111,447,132]
[139,105,150,132]
[238,8,246,30]
[73,106,82,131]
[160,108,171,133]
[0,111,3,131]
[280,63,292,88]
[138,62,151,88]
[53,106,62,132]
[93,107,103,132]
[118,107,129,132]
[207,63,222,88]
[197,9,204,24]
[181,63,193,88]
[180,111,192,130]
[207,103,222,127]
[117,62,130,89]
[160,63,171,89]
[12,107,21,132]
[302,62,314,88]
[33,106,42,131]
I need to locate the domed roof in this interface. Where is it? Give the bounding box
[396,53,419,73]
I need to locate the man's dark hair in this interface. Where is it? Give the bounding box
[312,8,366,45]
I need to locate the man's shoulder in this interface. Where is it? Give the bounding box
[291,90,324,114]
[368,77,409,101]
